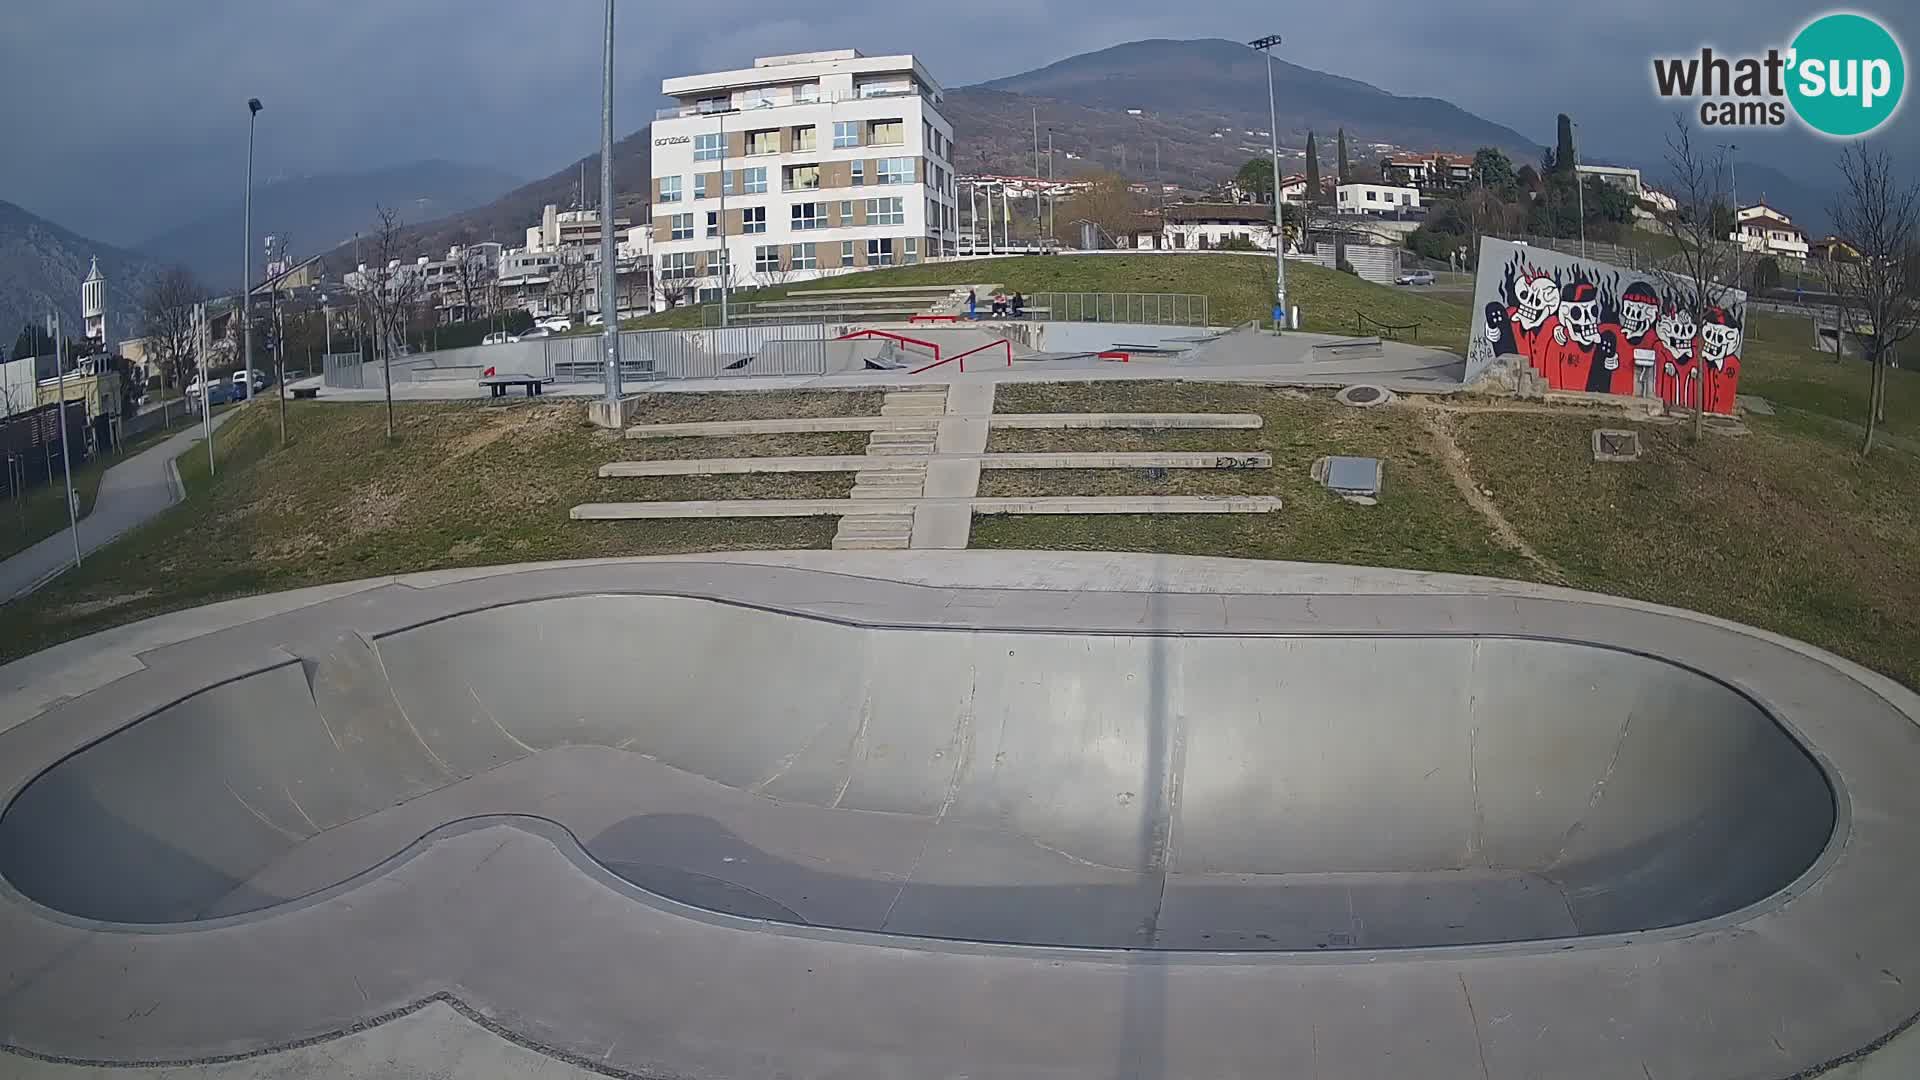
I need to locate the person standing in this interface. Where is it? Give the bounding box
[966,288,978,320]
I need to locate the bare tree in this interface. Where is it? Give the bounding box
[1062,172,1144,248]
[348,204,425,440]
[137,266,208,394]
[455,246,497,324]
[1822,145,1919,455]
[546,250,588,323]
[1648,117,1758,442]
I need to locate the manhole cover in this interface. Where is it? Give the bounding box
[1335,384,1394,408]
[1592,429,1642,463]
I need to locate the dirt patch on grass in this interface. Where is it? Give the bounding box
[56,589,154,618]
[1413,405,1566,583]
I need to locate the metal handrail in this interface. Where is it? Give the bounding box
[1355,312,1420,342]
[920,338,1011,374]
[836,328,940,366]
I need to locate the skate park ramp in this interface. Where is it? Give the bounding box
[0,594,1833,947]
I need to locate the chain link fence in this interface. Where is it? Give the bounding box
[1025,293,1210,326]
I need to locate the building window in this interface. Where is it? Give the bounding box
[741,206,766,234]
[904,237,918,264]
[792,125,816,151]
[867,238,895,265]
[660,176,682,203]
[747,129,778,156]
[693,133,723,161]
[1366,190,1377,202]
[695,96,728,114]
[869,119,904,145]
[694,173,708,199]
[866,197,904,226]
[792,203,824,230]
[742,167,767,194]
[842,239,856,264]
[796,83,820,104]
[878,157,913,185]
[705,211,720,238]
[660,252,695,280]
[852,160,864,186]
[790,242,817,270]
[670,213,693,240]
[840,200,854,221]
[707,248,730,273]
[833,121,859,149]
[755,245,781,273]
[785,164,820,191]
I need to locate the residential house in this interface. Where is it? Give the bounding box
[1335,182,1421,216]
[1380,152,1475,191]
[1733,202,1811,259]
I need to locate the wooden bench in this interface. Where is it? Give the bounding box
[479,373,555,398]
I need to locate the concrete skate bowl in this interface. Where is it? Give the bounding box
[0,594,1835,949]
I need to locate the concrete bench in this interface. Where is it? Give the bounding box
[479,373,555,398]
[909,314,962,323]
[290,385,320,399]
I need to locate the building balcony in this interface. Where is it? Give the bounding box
[656,86,923,121]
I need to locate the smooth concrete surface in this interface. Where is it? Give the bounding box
[570,496,1285,519]
[625,412,1262,438]
[0,553,1916,1080]
[988,412,1263,429]
[0,412,234,602]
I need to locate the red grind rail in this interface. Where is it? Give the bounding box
[836,328,941,368]
[1097,351,1131,363]
[913,338,1012,374]
[908,314,961,323]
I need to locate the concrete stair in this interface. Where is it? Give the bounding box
[834,389,944,549]
[833,512,917,549]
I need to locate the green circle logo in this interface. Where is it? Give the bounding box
[1788,12,1906,136]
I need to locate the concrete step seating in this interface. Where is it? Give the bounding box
[598,452,1270,478]
[624,413,1261,439]
[835,388,943,549]
[831,512,917,550]
[572,496,1283,520]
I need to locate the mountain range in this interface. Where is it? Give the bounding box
[3,36,1845,334]
[138,159,522,291]
[0,200,165,357]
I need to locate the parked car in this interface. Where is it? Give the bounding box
[517,326,554,340]
[230,369,270,393]
[536,317,573,333]
[482,331,516,346]
[1395,270,1436,286]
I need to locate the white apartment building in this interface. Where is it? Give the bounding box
[1335,182,1421,215]
[649,49,959,307]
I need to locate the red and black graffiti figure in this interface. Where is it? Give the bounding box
[1655,304,1698,410]
[1699,307,1742,415]
[1605,281,1662,397]
[1539,282,1612,392]
[1483,272,1562,379]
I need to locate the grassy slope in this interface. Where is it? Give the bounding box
[628,255,1471,344]
[0,412,204,563]
[975,383,1529,581]
[0,394,879,663]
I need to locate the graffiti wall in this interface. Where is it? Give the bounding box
[1464,237,1746,414]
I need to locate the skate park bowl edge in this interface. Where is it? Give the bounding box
[1,553,1917,1080]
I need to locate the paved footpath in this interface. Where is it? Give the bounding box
[0,412,233,602]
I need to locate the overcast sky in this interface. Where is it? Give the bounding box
[2,0,1913,244]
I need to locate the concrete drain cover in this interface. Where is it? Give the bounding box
[1336,384,1394,408]
[1312,456,1383,503]
[1592,429,1642,463]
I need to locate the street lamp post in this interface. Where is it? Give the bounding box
[1572,120,1586,259]
[47,311,80,569]
[598,0,622,402]
[242,97,262,401]
[1249,35,1289,330]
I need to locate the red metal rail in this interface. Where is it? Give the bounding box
[836,328,941,369]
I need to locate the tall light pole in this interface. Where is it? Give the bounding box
[1718,142,1740,242]
[1032,105,1042,248]
[242,97,262,401]
[48,311,80,569]
[598,0,622,402]
[1572,119,1586,259]
[1249,35,1289,330]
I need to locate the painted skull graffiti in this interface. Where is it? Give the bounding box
[1700,307,1740,368]
[1657,306,1697,362]
[1557,283,1602,346]
[1619,282,1660,340]
[1516,274,1560,328]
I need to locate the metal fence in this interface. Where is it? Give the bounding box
[549,324,834,382]
[1027,293,1210,326]
[322,351,377,389]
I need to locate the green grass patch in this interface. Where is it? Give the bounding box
[972,383,1528,580]
[0,412,202,562]
[0,399,840,664]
